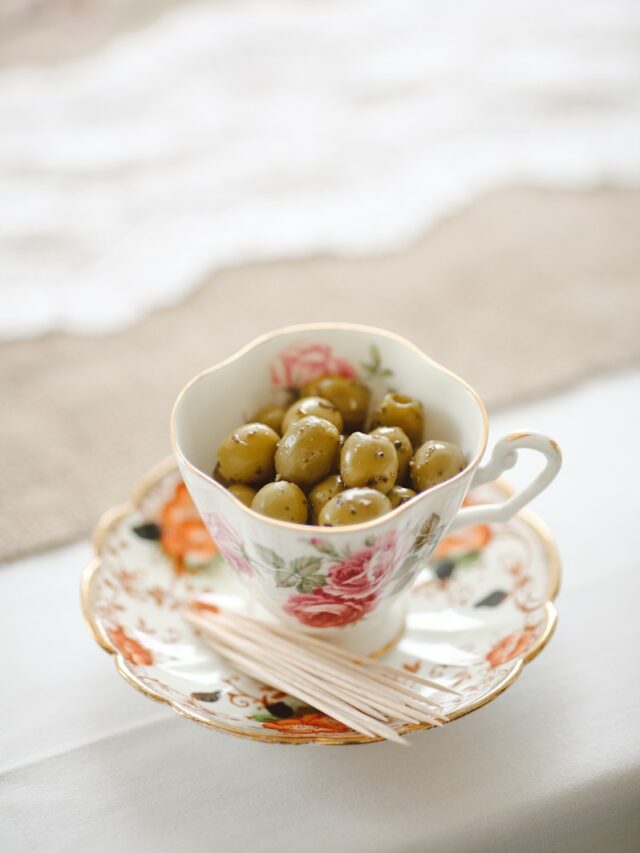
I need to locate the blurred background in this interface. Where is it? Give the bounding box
[1,0,639,562]
[2,8,640,849]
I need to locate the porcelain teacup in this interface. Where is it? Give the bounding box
[171,323,561,655]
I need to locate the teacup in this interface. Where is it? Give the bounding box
[171,324,561,655]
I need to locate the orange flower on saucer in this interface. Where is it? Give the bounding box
[109,626,153,666]
[262,712,350,735]
[486,630,535,669]
[436,523,491,558]
[160,482,218,574]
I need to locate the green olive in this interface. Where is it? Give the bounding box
[308,474,345,521]
[369,392,424,446]
[217,422,279,484]
[252,404,286,435]
[212,463,230,487]
[410,440,467,492]
[369,426,413,484]
[251,481,309,523]
[330,434,346,473]
[227,483,257,507]
[282,396,344,433]
[274,416,340,488]
[340,432,398,494]
[301,375,370,432]
[387,485,417,509]
[318,487,392,526]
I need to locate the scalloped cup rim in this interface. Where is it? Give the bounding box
[170,322,489,534]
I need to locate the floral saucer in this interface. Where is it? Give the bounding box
[82,458,560,745]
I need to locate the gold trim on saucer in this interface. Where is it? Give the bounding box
[81,459,560,746]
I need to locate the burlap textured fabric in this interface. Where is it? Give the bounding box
[1,186,639,563]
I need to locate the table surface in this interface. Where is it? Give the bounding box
[2,369,640,853]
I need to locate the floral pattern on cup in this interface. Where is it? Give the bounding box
[324,532,403,599]
[268,340,394,391]
[203,512,254,577]
[269,341,357,390]
[283,591,376,628]
[250,530,413,627]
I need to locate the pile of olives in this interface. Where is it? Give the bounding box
[215,375,466,526]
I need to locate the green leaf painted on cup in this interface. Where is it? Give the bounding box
[290,556,323,576]
[297,574,326,593]
[255,544,285,570]
[360,344,393,380]
[275,570,300,588]
[310,539,339,558]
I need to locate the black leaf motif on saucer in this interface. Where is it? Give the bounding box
[132,522,162,540]
[192,691,222,703]
[265,702,294,719]
[474,590,508,608]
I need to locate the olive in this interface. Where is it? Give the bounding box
[217,422,279,484]
[252,404,286,435]
[282,396,344,433]
[387,485,417,509]
[369,426,413,484]
[251,481,309,523]
[212,463,230,487]
[340,431,398,494]
[330,434,346,474]
[227,483,257,507]
[274,416,340,488]
[369,392,424,446]
[318,488,392,526]
[308,474,345,521]
[301,375,370,432]
[410,440,466,492]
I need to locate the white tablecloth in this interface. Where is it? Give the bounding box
[2,370,640,853]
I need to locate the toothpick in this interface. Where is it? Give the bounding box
[197,628,404,743]
[185,605,456,745]
[211,611,445,725]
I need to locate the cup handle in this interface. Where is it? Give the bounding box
[449,432,562,531]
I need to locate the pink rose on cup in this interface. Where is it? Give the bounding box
[202,513,253,577]
[324,532,407,600]
[269,342,356,389]
[217,545,254,579]
[283,589,375,628]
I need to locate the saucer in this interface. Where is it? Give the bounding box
[82,458,560,745]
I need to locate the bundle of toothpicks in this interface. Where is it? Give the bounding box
[185,605,460,744]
